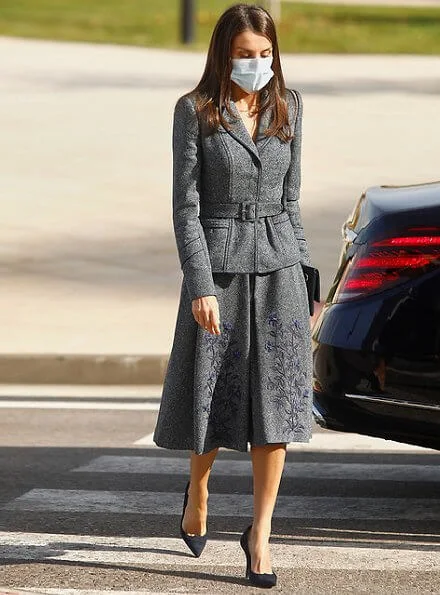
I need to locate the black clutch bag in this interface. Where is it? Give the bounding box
[301,264,320,316]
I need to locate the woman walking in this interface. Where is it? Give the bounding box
[153,3,316,588]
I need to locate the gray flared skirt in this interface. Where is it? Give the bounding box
[153,262,313,455]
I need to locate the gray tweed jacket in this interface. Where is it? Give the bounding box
[171,87,312,302]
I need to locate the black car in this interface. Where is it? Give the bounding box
[312,180,440,450]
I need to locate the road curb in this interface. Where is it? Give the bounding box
[0,304,324,386]
[0,354,169,385]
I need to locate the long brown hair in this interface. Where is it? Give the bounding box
[190,3,293,142]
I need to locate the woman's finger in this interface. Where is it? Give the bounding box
[195,304,210,331]
[191,299,203,326]
[192,297,221,334]
[209,305,221,335]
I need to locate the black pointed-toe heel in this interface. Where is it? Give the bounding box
[239,524,277,588]
[180,480,207,557]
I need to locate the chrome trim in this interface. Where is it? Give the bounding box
[345,393,440,412]
[312,403,328,427]
[342,222,358,243]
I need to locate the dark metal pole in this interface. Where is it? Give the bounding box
[181,0,195,44]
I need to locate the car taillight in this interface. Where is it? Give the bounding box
[333,226,440,303]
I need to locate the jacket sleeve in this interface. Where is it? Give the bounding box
[282,89,313,266]
[172,94,217,301]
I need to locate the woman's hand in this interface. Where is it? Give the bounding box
[192,296,221,335]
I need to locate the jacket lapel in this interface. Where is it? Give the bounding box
[254,105,273,154]
[220,91,275,161]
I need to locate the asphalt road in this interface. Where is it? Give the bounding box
[0,388,440,594]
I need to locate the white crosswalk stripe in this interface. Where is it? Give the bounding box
[0,530,439,571]
[4,489,440,521]
[72,455,440,481]
[133,429,437,451]
[1,431,440,585]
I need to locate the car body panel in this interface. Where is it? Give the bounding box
[312,180,440,450]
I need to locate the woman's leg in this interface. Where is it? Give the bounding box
[249,443,287,573]
[182,447,219,536]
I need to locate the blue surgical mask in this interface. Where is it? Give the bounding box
[230,56,274,93]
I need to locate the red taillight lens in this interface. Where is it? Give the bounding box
[333,226,440,303]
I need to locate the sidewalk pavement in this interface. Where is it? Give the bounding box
[2,37,440,384]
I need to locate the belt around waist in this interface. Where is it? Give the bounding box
[200,201,284,221]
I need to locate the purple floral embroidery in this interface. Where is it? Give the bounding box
[268,312,279,326]
[200,320,243,444]
[265,311,310,436]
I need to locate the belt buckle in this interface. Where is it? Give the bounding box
[240,201,257,221]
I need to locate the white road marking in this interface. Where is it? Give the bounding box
[1,531,440,571]
[4,489,440,521]
[133,432,155,445]
[0,385,163,398]
[0,385,162,411]
[286,432,436,452]
[0,384,434,454]
[134,430,437,451]
[71,455,440,482]
[0,401,160,411]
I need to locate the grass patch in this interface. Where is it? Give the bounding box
[0,0,439,54]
